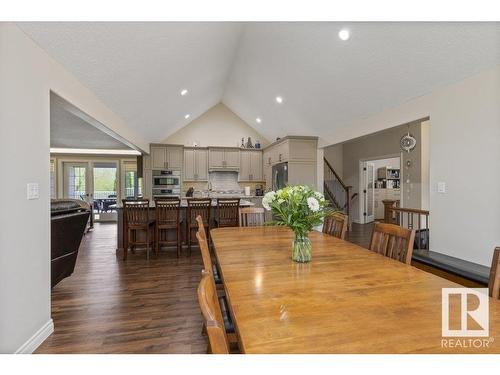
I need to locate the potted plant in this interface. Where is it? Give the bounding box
[262,185,330,263]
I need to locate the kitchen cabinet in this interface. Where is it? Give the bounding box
[264,163,272,190]
[150,144,183,170]
[239,150,263,181]
[184,148,208,181]
[262,136,318,190]
[263,136,317,166]
[208,147,240,170]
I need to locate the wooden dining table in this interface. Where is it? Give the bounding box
[210,226,500,353]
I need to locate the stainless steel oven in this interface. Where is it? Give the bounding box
[152,170,181,198]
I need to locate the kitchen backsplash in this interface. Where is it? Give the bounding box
[209,171,240,191]
[181,171,265,194]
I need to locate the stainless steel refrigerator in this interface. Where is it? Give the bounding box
[272,162,288,190]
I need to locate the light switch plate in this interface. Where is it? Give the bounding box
[437,182,446,193]
[27,183,39,200]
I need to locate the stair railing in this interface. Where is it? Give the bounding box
[323,157,353,227]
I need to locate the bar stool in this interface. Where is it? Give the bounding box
[215,198,240,228]
[155,198,182,257]
[187,198,211,256]
[122,199,155,260]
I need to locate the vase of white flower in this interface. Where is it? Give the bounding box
[262,185,329,263]
[292,232,312,263]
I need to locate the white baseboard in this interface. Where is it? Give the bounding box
[15,319,54,354]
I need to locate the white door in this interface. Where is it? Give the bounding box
[363,162,375,223]
[63,162,91,201]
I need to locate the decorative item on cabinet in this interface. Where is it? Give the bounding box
[246,137,254,149]
[255,140,261,149]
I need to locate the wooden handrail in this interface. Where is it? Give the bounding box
[390,207,429,215]
[382,199,430,251]
[323,157,348,191]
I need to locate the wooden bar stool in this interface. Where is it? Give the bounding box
[187,198,211,256]
[155,198,182,257]
[215,198,240,228]
[122,199,155,260]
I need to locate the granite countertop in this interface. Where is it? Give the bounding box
[116,198,254,209]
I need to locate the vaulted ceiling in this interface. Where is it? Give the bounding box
[19,22,500,147]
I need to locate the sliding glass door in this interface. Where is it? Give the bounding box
[92,161,118,222]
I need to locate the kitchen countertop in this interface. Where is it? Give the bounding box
[116,198,254,208]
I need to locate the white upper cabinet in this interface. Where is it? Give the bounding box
[184,148,208,181]
[150,144,183,170]
[208,148,240,170]
[239,150,263,181]
[150,145,167,169]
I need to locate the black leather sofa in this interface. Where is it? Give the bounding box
[51,199,90,288]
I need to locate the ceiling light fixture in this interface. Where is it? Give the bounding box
[184,114,190,119]
[256,117,262,124]
[338,29,350,41]
[275,96,283,104]
[180,89,188,96]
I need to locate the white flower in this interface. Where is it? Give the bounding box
[307,197,320,212]
[314,191,324,201]
[262,191,276,211]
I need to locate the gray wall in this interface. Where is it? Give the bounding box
[324,121,424,222]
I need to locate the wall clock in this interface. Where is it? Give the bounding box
[400,132,417,153]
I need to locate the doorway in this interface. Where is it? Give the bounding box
[359,155,402,224]
[62,160,119,222]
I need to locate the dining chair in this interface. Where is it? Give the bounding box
[322,212,348,240]
[122,199,155,261]
[368,222,415,265]
[154,198,182,257]
[489,247,500,299]
[215,198,240,228]
[187,198,212,256]
[196,216,223,286]
[198,272,239,354]
[239,207,265,227]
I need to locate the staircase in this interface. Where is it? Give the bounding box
[323,157,356,227]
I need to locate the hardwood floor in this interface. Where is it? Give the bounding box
[37,223,207,354]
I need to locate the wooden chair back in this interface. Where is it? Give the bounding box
[122,199,150,226]
[216,198,240,227]
[197,273,229,354]
[196,230,213,274]
[154,198,180,227]
[489,247,500,299]
[322,212,348,240]
[240,207,265,227]
[369,222,415,265]
[188,199,211,228]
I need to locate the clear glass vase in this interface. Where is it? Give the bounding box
[292,232,312,263]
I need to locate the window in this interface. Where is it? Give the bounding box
[123,161,138,199]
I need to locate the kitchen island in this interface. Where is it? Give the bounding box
[115,198,254,255]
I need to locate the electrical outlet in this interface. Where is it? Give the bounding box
[437,182,446,193]
[27,183,39,200]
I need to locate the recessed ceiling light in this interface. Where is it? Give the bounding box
[256,117,262,124]
[180,89,188,96]
[184,114,190,119]
[275,96,283,104]
[338,29,350,41]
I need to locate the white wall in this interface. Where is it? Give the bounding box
[0,23,146,353]
[324,65,500,266]
[162,103,268,148]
